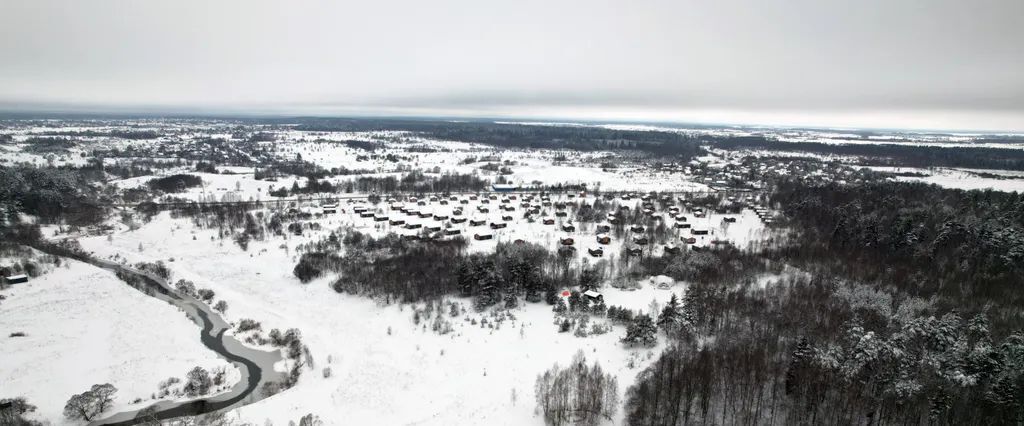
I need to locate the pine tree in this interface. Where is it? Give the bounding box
[622,313,657,347]
[656,293,682,336]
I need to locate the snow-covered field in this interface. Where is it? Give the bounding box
[74,205,735,425]
[0,258,238,423]
[867,166,1024,192]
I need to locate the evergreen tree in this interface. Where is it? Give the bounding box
[622,313,657,347]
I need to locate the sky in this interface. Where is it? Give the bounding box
[1,0,1022,131]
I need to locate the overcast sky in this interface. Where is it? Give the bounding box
[1,0,1022,131]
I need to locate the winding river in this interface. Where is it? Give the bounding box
[77,258,285,425]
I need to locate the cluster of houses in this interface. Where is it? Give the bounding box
[309,186,775,257]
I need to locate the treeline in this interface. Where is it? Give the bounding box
[295,232,588,305]
[284,118,705,158]
[344,171,488,194]
[771,180,1024,330]
[714,135,1024,171]
[36,129,161,139]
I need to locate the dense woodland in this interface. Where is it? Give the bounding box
[287,118,706,158]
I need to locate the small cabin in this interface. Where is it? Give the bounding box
[562,223,576,232]
[451,217,468,224]
[723,216,737,223]
[470,219,487,226]
[588,247,604,257]
[401,233,420,241]
[477,206,490,213]
[555,211,568,217]
[433,214,449,221]
[596,224,611,233]
[374,214,389,222]
[682,237,697,244]
[501,215,514,222]
[452,209,464,216]
[633,236,649,245]
[4,274,28,285]
[631,225,645,233]
[596,234,611,245]
[418,211,433,218]
[626,247,643,257]
[693,210,707,218]
[490,222,508,229]
[691,228,709,236]
[425,223,442,232]
[359,211,375,218]
[405,223,423,230]
[389,218,406,226]
[664,244,681,255]
[474,232,494,240]
[675,222,691,229]
[322,204,338,214]
[443,228,461,236]
[560,237,575,246]
[542,218,555,225]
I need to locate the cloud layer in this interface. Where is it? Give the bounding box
[2,0,1022,130]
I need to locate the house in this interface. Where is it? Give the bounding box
[425,223,443,232]
[596,234,611,244]
[374,214,389,222]
[675,222,691,229]
[389,218,406,226]
[562,223,576,232]
[588,247,604,257]
[542,217,555,225]
[418,210,433,218]
[560,237,575,246]
[450,217,467,224]
[474,232,494,240]
[4,274,28,285]
[470,219,487,226]
[443,228,461,236]
[433,214,449,221]
[477,206,490,213]
[359,211,375,218]
[322,204,338,214]
[490,221,508,229]
[405,222,422,230]
[691,228,709,236]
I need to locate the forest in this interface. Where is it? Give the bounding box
[284,118,706,158]
[622,179,1024,426]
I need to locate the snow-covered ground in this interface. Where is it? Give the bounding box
[75,206,722,425]
[0,258,238,423]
